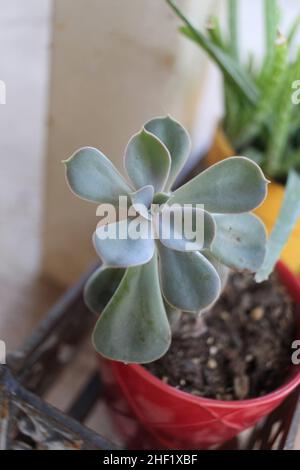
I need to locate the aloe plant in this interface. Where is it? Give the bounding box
[166,0,300,280]
[64,116,268,364]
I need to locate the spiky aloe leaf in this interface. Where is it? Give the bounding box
[145,116,191,190]
[287,15,300,45]
[171,157,268,214]
[64,147,132,204]
[206,16,225,49]
[92,255,171,364]
[124,128,171,193]
[264,0,280,57]
[157,243,221,313]
[236,35,288,148]
[228,0,239,59]
[166,0,259,105]
[211,214,267,272]
[265,61,299,177]
[256,170,300,282]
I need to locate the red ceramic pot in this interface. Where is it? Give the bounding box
[99,262,300,449]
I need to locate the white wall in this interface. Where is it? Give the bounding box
[42,0,217,286]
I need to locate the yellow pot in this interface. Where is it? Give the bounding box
[206,129,300,274]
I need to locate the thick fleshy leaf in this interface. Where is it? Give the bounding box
[211,213,267,272]
[93,217,155,268]
[145,116,191,190]
[84,266,125,314]
[124,128,171,192]
[155,206,216,252]
[92,255,171,363]
[130,185,154,219]
[158,243,221,312]
[171,157,268,214]
[256,170,300,282]
[202,251,230,291]
[64,147,132,204]
[164,301,182,332]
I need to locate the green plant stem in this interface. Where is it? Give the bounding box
[228,0,239,59]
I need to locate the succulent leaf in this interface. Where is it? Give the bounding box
[211,213,267,272]
[92,255,171,364]
[125,128,171,193]
[93,218,155,267]
[130,185,154,220]
[164,300,182,332]
[156,206,216,252]
[145,116,191,190]
[256,170,300,282]
[84,266,125,314]
[64,147,132,204]
[130,185,154,209]
[171,157,268,214]
[158,243,221,312]
[65,116,269,364]
[202,251,230,291]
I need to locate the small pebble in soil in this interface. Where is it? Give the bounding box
[207,358,218,370]
[209,346,218,356]
[145,272,296,401]
[250,307,265,321]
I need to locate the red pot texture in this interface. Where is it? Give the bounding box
[99,262,300,449]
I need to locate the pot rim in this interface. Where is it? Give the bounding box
[112,261,300,409]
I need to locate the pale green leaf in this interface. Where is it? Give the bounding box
[130,185,154,219]
[92,255,171,364]
[145,116,191,190]
[171,157,268,214]
[84,266,125,314]
[202,251,230,291]
[124,128,171,192]
[93,217,155,267]
[64,147,132,204]
[211,213,267,272]
[256,170,300,282]
[158,243,221,312]
[155,206,216,252]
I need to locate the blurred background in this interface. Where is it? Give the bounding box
[1,0,300,449]
[0,0,299,357]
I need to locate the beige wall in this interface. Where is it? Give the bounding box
[42,0,216,286]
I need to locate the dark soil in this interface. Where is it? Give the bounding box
[145,273,296,401]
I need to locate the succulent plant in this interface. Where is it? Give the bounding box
[64,116,268,364]
[166,0,300,281]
